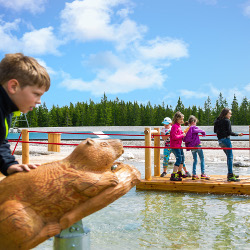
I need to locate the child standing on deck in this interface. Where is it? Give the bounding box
[214,108,243,182]
[170,111,190,181]
[160,117,172,177]
[183,115,210,180]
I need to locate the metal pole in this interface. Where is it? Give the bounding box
[53,220,90,250]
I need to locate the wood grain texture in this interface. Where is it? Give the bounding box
[136,175,250,195]
[0,138,141,250]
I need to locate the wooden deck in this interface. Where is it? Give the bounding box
[136,175,250,195]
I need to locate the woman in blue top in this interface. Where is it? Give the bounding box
[214,108,243,182]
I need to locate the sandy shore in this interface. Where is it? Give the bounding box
[9,140,250,166]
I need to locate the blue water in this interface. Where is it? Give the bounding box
[36,162,250,250]
[7,131,249,141]
[7,131,145,140]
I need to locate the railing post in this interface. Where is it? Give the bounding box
[22,129,29,164]
[249,125,250,158]
[154,128,161,177]
[144,127,152,180]
[48,133,61,152]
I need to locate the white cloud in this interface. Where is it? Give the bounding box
[137,37,189,60]
[244,83,250,91]
[60,0,146,49]
[179,89,208,99]
[36,58,56,76]
[243,1,250,17]
[0,19,62,55]
[207,83,220,96]
[0,19,21,52]
[0,0,47,14]
[87,51,125,69]
[60,59,165,95]
[202,83,248,104]
[21,27,62,55]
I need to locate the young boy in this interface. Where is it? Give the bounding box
[0,53,50,176]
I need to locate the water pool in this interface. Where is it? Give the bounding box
[36,161,250,249]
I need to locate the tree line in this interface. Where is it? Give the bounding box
[13,93,250,128]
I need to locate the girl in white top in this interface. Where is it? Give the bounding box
[160,117,172,177]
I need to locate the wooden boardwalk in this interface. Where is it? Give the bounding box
[136,175,250,195]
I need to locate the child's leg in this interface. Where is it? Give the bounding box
[177,149,189,176]
[171,149,182,178]
[178,163,183,172]
[163,148,171,172]
[197,148,205,174]
[191,150,198,175]
[172,149,181,172]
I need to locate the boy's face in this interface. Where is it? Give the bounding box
[10,83,46,113]
[164,123,171,129]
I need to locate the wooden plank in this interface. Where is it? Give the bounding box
[136,175,250,195]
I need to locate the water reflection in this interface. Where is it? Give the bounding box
[139,191,250,249]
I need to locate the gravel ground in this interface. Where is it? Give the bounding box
[9,139,250,166]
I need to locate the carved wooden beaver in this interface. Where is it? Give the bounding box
[0,138,141,250]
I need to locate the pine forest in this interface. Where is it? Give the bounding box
[13,93,250,127]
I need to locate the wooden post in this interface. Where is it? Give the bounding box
[48,133,53,152]
[48,133,61,152]
[53,133,61,152]
[249,125,250,158]
[144,127,152,180]
[22,129,29,164]
[154,128,161,177]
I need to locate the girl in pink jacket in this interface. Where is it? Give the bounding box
[170,111,191,181]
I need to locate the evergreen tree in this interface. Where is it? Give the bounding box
[154,104,165,125]
[27,108,38,127]
[117,100,128,126]
[37,103,49,127]
[197,106,203,124]
[204,96,212,125]
[132,101,141,125]
[97,93,113,126]
[231,95,239,125]
[165,105,174,120]
[74,102,84,126]
[239,97,249,125]
[61,106,72,127]
[69,102,76,126]
[184,106,191,121]
[87,100,97,126]
[213,93,227,119]
[175,97,184,113]
[49,105,59,127]
[112,98,119,126]
[144,101,154,126]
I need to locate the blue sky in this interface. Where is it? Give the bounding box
[0,0,250,109]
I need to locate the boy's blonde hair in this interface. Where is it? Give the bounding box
[188,115,198,124]
[172,111,184,124]
[0,53,50,91]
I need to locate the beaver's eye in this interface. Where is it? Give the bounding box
[100,142,108,147]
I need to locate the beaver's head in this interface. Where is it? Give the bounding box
[65,138,124,171]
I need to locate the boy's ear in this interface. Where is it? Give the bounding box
[7,79,19,94]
